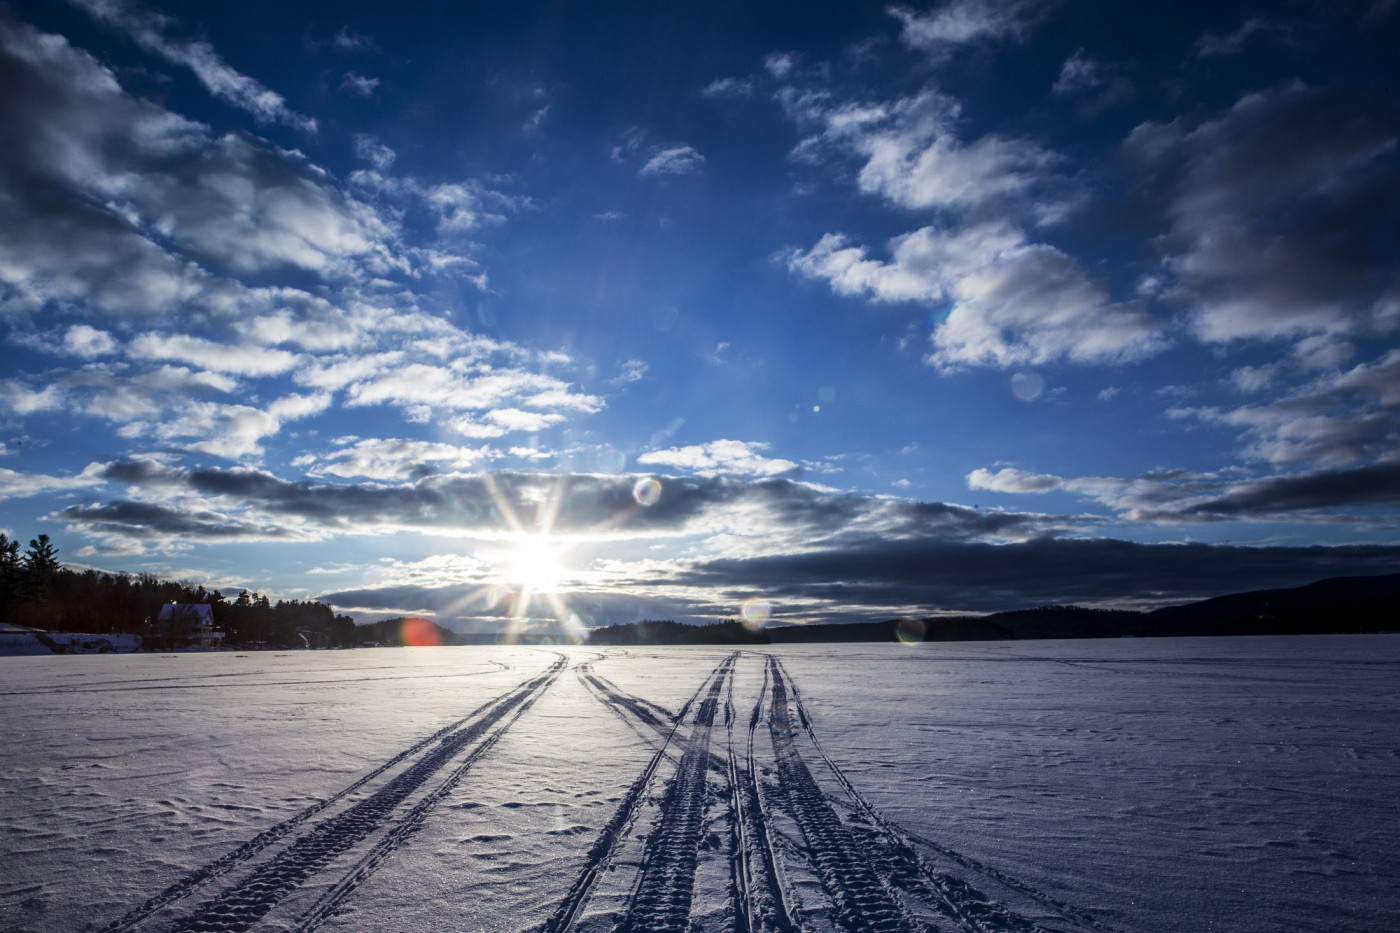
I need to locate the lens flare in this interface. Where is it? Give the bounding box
[740,598,772,630]
[1011,371,1044,401]
[401,616,443,647]
[895,618,926,645]
[632,476,662,507]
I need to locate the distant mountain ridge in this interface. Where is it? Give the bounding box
[765,573,1400,644]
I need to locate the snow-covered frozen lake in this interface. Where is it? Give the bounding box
[1,636,1396,932]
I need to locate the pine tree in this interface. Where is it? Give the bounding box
[24,534,60,585]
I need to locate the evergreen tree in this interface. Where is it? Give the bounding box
[23,534,60,583]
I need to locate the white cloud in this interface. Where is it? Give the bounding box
[0,464,105,501]
[1230,365,1278,394]
[1292,336,1356,370]
[307,437,499,481]
[425,183,484,232]
[613,360,648,384]
[332,26,377,52]
[74,364,238,423]
[148,391,330,460]
[639,145,706,178]
[340,72,380,97]
[637,439,799,477]
[701,76,754,98]
[128,333,302,376]
[857,124,1055,211]
[0,13,401,329]
[890,0,1052,55]
[354,134,396,171]
[69,0,316,131]
[0,380,65,415]
[792,88,1059,215]
[484,409,567,433]
[967,467,1064,494]
[788,222,1165,367]
[341,361,601,427]
[1174,349,1400,468]
[763,52,796,79]
[62,324,117,358]
[1053,49,1101,96]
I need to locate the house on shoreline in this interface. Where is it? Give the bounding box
[156,603,225,649]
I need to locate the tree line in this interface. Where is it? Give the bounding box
[0,532,356,649]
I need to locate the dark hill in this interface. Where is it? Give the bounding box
[1143,572,1400,636]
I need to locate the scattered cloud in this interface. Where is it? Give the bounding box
[788,223,1165,368]
[331,26,378,53]
[340,72,380,97]
[68,0,316,131]
[1126,82,1400,342]
[612,360,648,384]
[62,325,118,358]
[970,453,1400,525]
[1052,49,1133,114]
[889,0,1054,56]
[305,437,500,481]
[639,145,706,178]
[0,464,105,501]
[1192,18,1295,59]
[128,333,302,376]
[763,52,796,79]
[637,440,799,478]
[701,76,754,98]
[1174,348,1400,468]
[353,134,396,170]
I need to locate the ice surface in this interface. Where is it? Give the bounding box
[0,636,1395,932]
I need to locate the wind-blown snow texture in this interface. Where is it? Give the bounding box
[1,638,1396,932]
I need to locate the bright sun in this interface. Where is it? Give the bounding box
[502,536,568,591]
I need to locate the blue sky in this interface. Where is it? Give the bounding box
[2,0,1399,632]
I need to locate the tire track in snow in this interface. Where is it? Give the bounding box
[538,656,731,933]
[142,657,564,933]
[773,658,1113,933]
[764,658,915,933]
[100,660,538,933]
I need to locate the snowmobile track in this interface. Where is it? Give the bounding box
[764,658,916,933]
[728,657,797,933]
[111,657,564,933]
[771,657,1112,933]
[578,661,675,737]
[538,656,733,933]
[615,655,735,932]
[100,658,545,933]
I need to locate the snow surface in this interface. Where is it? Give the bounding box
[0,636,1396,932]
